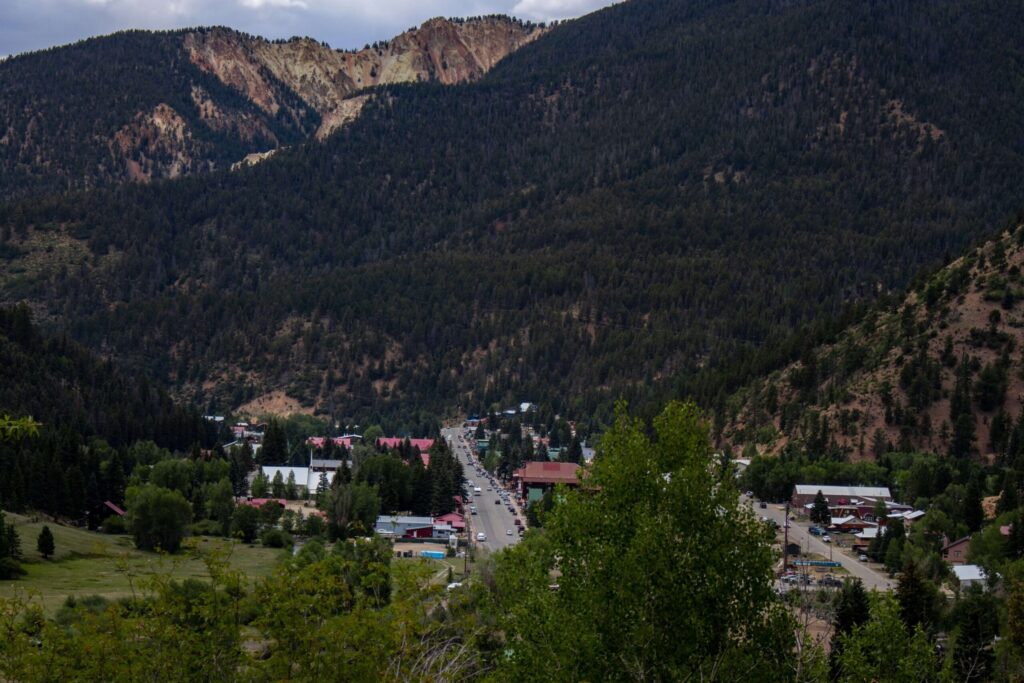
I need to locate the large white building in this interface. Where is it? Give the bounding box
[258,466,334,496]
[791,484,892,507]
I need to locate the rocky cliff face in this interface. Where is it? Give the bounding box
[185,17,546,140]
[0,17,544,198]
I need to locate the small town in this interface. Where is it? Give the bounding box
[3,0,1024,679]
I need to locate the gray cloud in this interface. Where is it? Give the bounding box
[0,0,618,57]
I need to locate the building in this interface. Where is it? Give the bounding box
[238,497,287,509]
[790,484,893,509]
[829,516,877,532]
[952,564,989,589]
[310,458,348,473]
[374,515,435,538]
[377,437,435,452]
[513,461,581,504]
[258,466,334,496]
[306,435,359,450]
[942,536,972,565]
[434,512,466,532]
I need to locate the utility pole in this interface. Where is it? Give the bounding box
[782,502,790,574]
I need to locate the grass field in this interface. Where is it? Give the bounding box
[1,512,286,614]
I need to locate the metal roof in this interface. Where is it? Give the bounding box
[793,484,892,499]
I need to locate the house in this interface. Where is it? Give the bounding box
[377,437,435,467]
[854,527,882,541]
[377,437,435,452]
[434,512,466,532]
[306,435,359,450]
[513,461,581,504]
[830,516,877,532]
[942,536,972,565]
[791,484,893,508]
[374,515,435,538]
[309,458,347,473]
[952,564,989,589]
[238,497,287,509]
[886,509,926,525]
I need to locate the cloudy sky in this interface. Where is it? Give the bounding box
[1,0,618,57]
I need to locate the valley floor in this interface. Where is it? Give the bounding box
[0,512,283,614]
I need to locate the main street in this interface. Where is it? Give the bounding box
[442,427,522,553]
[757,500,892,591]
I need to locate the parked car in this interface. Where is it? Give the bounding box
[808,526,823,536]
[477,532,486,541]
[514,519,522,526]
[506,529,513,536]
[858,554,869,562]
[821,535,831,543]
[818,575,842,588]
[759,501,767,509]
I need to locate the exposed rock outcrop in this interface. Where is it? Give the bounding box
[181,17,546,161]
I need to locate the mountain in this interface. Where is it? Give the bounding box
[0,17,544,199]
[3,0,1024,424]
[0,304,211,450]
[721,218,1024,462]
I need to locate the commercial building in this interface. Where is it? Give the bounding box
[790,484,892,509]
[513,461,581,504]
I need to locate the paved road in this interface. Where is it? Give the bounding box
[442,427,522,553]
[757,500,892,592]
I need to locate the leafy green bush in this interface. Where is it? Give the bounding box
[260,528,292,549]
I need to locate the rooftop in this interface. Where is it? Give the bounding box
[514,461,581,485]
[952,564,987,582]
[793,484,892,499]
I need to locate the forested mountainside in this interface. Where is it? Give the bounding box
[0,304,211,450]
[0,16,542,199]
[3,0,1024,423]
[0,304,215,513]
[722,219,1024,463]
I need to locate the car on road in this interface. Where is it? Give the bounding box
[506,529,513,536]
[808,526,823,536]
[821,534,831,543]
[759,501,767,509]
[495,499,501,505]
[782,573,809,585]
[858,554,869,562]
[514,518,522,526]
[477,532,486,541]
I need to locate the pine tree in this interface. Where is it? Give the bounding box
[896,559,938,634]
[36,525,54,559]
[830,578,870,677]
[810,490,830,526]
[963,477,985,532]
[260,420,288,465]
[999,471,1020,515]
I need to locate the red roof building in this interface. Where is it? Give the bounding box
[514,462,581,503]
[377,437,435,452]
[434,512,466,531]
